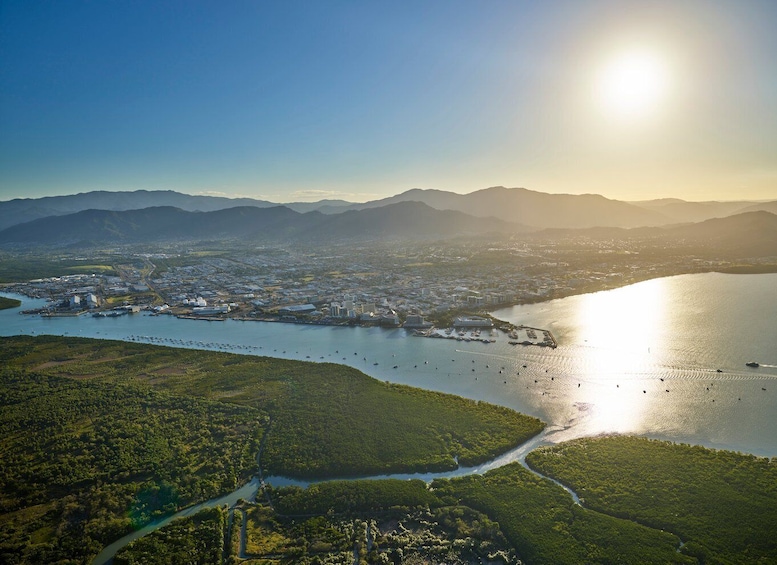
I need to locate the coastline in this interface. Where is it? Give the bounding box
[3,273,772,560]
[5,265,777,333]
[2,271,776,461]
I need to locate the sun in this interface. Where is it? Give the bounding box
[594,48,669,121]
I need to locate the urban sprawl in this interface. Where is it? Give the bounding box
[5,235,749,343]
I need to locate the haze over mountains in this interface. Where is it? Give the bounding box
[0,202,525,246]
[2,186,775,232]
[1,200,776,259]
[627,198,777,223]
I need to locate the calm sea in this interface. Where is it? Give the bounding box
[2,272,776,457]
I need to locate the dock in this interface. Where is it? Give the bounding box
[413,325,557,348]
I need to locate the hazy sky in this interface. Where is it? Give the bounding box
[1,1,776,203]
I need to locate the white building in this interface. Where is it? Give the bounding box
[192,305,230,315]
[453,316,493,328]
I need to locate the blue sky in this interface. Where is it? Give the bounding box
[1,1,776,202]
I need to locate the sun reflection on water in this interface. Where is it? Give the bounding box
[572,279,668,434]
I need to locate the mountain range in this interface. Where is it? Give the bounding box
[2,187,775,232]
[1,197,776,258]
[0,201,526,246]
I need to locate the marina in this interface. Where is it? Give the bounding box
[413,324,557,348]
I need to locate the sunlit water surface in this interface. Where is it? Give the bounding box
[2,272,776,457]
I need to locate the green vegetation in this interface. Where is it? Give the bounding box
[0,370,262,564]
[237,498,517,564]
[231,451,777,563]
[227,507,243,564]
[0,335,543,563]
[271,479,438,516]
[526,435,777,563]
[114,506,226,565]
[0,253,117,282]
[1,335,544,479]
[243,505,315,557]
[262,376,543,478]
[436,463,691,565]
[5,335,775,564]
[0,295,21,310]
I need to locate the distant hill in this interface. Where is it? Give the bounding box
[0,206,304,246]
[296,200,524,241]
[664,211,777,256]
[3,200,772,258]
[0,201,529,246]
[535,211,777,258]
[283,199,354,213]
[0,190,282,231]
[735,201,777,216]
[2,187,771,232]
[628,198,770,223]
[318,186,673,229]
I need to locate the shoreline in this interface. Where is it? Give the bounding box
[5,267,777,332]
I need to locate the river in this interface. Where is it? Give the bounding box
[2,272,776,458]
[2,272,776,562]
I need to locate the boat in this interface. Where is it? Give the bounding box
[746,362,760,368]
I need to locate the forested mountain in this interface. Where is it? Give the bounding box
[0,201,527,246]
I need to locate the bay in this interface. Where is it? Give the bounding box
[2,272,776,457]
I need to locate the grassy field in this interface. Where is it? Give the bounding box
[0,254,117,282]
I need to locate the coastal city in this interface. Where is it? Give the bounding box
[3,234,747,345]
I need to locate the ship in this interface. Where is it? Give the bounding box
[746,362,760,368]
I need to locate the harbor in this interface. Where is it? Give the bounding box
[414,325,557,348]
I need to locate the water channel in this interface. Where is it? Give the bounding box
[2,272,776,562]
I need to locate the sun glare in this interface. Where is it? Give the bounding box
[595,48,669,121]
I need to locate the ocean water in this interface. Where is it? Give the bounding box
[2,272,776,456]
